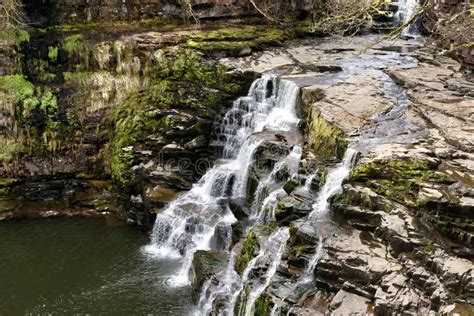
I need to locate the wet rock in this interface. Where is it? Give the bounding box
[184,135,208,150]
[209,222,232,251]
[229,198,250,220]
[235,231,260,274]
[275,196,312,225]
[190,250,228,302]
[145,185,179,207]
[283,179,299,195]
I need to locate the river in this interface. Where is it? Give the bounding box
[0,217,194,315]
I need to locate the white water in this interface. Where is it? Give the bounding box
[270,236,324,316]
[224,227,290,316]
[269,148,358,314]
[198,250,240,315]
[309,148,359,219]
[398,0,421,37]
[242,228,290,316]
[143,75,301,287]
[303,173,318,192]
[252,145,303,223]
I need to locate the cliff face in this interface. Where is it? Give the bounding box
[24,0,249,24]
[22,0,318,25]
[0,2,296,225]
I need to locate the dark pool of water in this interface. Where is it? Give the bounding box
[0,217,194,315]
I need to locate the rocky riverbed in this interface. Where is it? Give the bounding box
[215,34,474,314]
[1,0,473,314]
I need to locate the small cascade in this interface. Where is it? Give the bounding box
[303,173,318,192]
[143,74,301,287]
[252,145,303,223]
[198,250,240,315]
[270,237,324,316]
[268,149,359,314]
[224,227,290,316]
[197,228,290,316]
[241,228,290,316]
[309,148,359,219]
[397,0,421,37]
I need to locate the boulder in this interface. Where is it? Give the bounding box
[275,196,312,225]
[189,250,228,302]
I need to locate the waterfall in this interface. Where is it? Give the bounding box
[226,228,290,316]
[269,149,358,314]
[143,75,301,287]
[270,237,324,316]
[252,145,303,223]
[241,228,290,316]
[309,148,359,219]
[397,0,421,37]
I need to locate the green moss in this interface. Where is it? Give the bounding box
[293,244,308,258]
[109,85,180,184]
[283,179,298,195]
[108,48,250,186]
[186,25,291,56]
[1,25,29,46]
[0,136,24,162]
[28,58,57,82]
[62,34,85,55]
[66,111,80,130]
[62,71,99,82]
[259,223,278,236]
[235,231,260,274]
[307,111,348,161]
[187,39,253,55]
[254,296,271,316]
[48,46,59,62]
[350,159,451,206]
[0,75,35,101]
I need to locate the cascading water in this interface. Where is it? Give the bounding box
[397,0,421,37]
[309,148,359,219]
[241,228,290,316]
[252,145,302,223]
[193,76,302,314]
[143,74,301,288]
[270,236,324,316]
[269,148,359,314]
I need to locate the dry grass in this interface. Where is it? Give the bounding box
[0,0,26,31]
[426,1,473,54]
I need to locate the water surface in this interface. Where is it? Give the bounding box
[0,217,193,315]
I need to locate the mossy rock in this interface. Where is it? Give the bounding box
[349,159,451,206]
[190,250,228,302]
[186,25,292,57]
[306,110,348,162]
[254,295,271,316]
[235,231,260,275]
[283,179,299,195]
[275,196,312,225]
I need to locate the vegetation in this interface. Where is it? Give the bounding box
[108,48,251,185]
[0,136,24,161]
[350,159,452,206]
[424,0,473,57]
[62,34,86,56]
[235,231,260,274]
[306,110,348,161]
[0,0,29,46]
